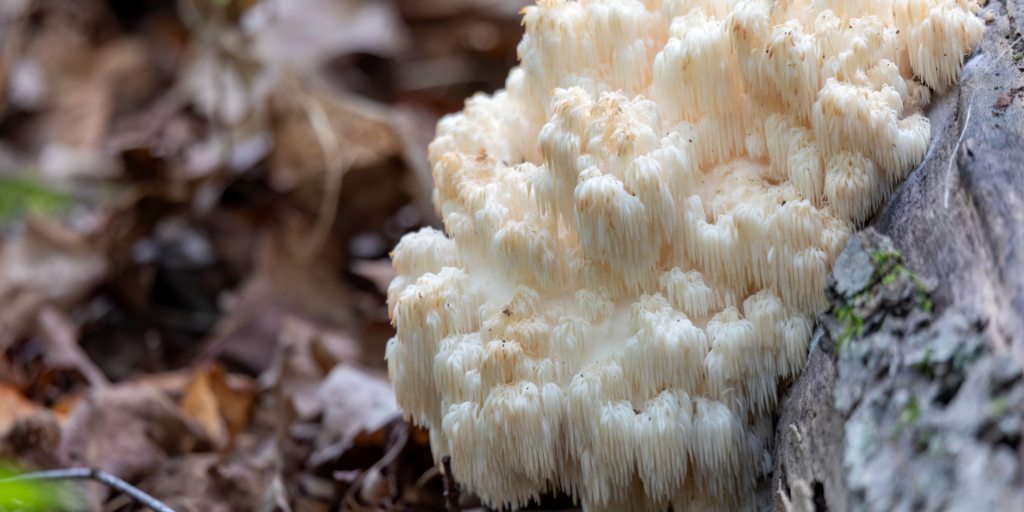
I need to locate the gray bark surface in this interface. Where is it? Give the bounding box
[876,1,1024,352]
[772,5,1024,511]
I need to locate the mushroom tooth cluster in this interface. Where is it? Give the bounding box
[386,0,983,510]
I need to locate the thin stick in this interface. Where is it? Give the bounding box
[340,425,410,512]
[0,468,175,512]
[300,91,355,262]
[440,455,460,512]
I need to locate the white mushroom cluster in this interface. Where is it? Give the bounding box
[387,0,983,510]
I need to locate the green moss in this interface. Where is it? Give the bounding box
[835,303,865,355]
[873,249,934,313]
[872,249,902,268]
[834,247,933,354]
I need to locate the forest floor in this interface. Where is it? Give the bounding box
[0,1,539,510]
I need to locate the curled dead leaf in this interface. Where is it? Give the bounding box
[316,365,398,450]
[179,363,256,451]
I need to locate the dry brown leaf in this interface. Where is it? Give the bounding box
[180,366,228,450]
[0,383,41,438]
[209,219,359,374]
[127,370,193,400]
[0,409,62,470]
[208,365,257,441]
[269,92,403,192]
[26,28,156,180]
[275,314,330,420]
[257,217,354,327]
[315,365,398,450]
[281,316,362,375]
[135,454,239,512]
[60,383,209,487]
[151,455,234,512]
[0,217,107,336]
[48,393,80,423]
[180,363,256,451]
[37,306,109,389]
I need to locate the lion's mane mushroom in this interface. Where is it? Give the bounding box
[386,0,983,509]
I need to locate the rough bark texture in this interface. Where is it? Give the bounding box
[772,4,1024,511]
[875,0,1024,354]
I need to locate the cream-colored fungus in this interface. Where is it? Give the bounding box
[386,0,983,509]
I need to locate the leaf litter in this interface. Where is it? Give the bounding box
[0,0,535,510]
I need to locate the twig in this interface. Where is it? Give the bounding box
[0,468,175,512]
[299,90,355,262]
[440,455,460,512]
[340,424,410,512]
[411,465,441,496]
[944,100,973,209]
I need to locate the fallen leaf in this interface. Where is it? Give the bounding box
[29,32,156,180]
[269,92,403,192]
[0,384,41,439]
[127,370,192,400]
[206,220,361,376]
[135,454,234,512]
[256,216,354,328]
[274,314,331,420]
[59,383,209,488]
[208,456,271,512]
[180,363,256,451]
[209,366,257,441]
[180,366,228,450]
[278,315,362,376]
[1,409,62,470]
[37,306,109,389]
[316,365,399,450]
[242,0,408,71]
[0,216,107,336]
[203,278,281,375]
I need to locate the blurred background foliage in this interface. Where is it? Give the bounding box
[0,0,550,511]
